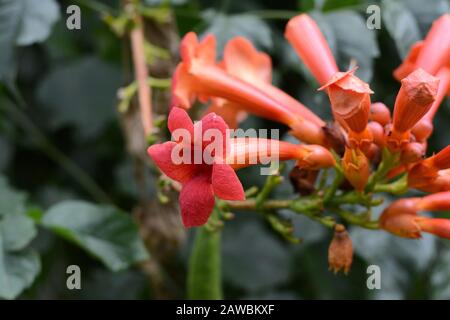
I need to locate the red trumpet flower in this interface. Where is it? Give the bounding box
[408,145,450,192]
[380,192,450,239]
[285,14,339,86]
[147,107,245,227]
[394,14,450,80]
[319,68,374,152]
[172,32,326,145]
[148,108,336,227]
[227,138,336,170]
[412,67,450,141]
[387,69,439,151]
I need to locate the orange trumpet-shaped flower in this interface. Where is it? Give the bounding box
[380,193,450,240]
[285,14,339,86]
[413,14,450,76]
[412,67,450,141]
[220,37,324,126]
[408,146,450,191]
[342,147,370,191]
[319,68,374,151]
[226,138,336,170]
[394,14,450,80]
[319,69,373,132]
[328,224,353,274]
[387,69,439,151]
[173,32,326,145]
[393,41,424,81]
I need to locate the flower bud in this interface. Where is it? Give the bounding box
[319,68,373,133]
[401,142,426,164]
[379,198,422,238]
[328,224,353,274]
[370,102,391,126]
[289,166,318,196]
[322,121,346,156]
[342,147,370,191]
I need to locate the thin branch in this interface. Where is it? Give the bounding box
[129,2,153,138]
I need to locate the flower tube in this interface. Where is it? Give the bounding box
[319,68,374,151]
[172,32,326,145]
[387,69,439,151]
[393,14,450,80]
[285,14,339,86]
[380,193,450,239]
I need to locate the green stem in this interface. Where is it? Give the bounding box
[323,165,344,204]
[187,210,223,299]
[334,208,379,230]
[366,148,400,192]
[374,175,408,195]
[0,96,112,204]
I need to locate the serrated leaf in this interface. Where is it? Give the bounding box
[0,234,41,300]
[382,0,422,59]
[324,10,379,82]
[16,0,60,46]
[201,10,272,54]
[42,200,149,271]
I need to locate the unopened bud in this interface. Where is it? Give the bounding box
[328,224,353,274]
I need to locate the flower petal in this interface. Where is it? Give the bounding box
[147,141,195,183]
[194,112,230,156]
[179,174,215,227]
[168,107,194,135]
[223,37,272,85]
[211,163,245,200]
[204,99,247,129]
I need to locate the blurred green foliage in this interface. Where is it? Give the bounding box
[0,0,449,299]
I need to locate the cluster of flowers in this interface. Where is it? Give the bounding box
[148,12,450,248]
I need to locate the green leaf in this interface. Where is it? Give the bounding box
[0,176,27,217]
[382,0,421,59]
[16,0,60,46]
[0,213,36,251]
[0,234,41,300]
[201,10,272,54]
[37,57,122,140]
[324,10,379,81]
[0,176,37,251]
[41,200,149,271]
[0,0,23,82]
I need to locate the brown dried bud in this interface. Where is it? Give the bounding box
[289,166,318,196]
[328,224,353,274]
[322,121,346,156]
